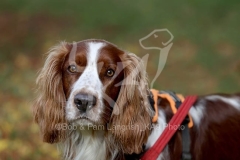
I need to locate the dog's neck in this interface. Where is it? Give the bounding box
[60,128,106,160]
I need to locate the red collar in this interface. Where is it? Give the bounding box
[142,95,197,160]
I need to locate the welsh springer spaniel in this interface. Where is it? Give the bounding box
[33,39,240,160]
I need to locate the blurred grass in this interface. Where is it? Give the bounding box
[0,0,240,159]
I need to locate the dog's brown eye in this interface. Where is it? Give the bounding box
[106,69,115,77]
[68,65,77,73]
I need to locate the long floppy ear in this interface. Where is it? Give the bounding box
[109,52,154,154]
[33,42,69,143]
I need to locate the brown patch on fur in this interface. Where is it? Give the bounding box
[33,42,69,143]
[191,95,240,160]
[62,42,88,98]
[109,52,153,154]
[98,44,125,123]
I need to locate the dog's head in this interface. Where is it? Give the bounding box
[33,39,153,154]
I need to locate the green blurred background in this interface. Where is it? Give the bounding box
[0,0,239,159]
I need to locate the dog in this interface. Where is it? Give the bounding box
[33,39,240,160]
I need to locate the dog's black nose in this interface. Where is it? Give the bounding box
[74,93,96,112]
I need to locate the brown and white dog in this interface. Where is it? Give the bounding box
[33,39,240,160]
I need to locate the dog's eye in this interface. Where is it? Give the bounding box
[68,65,77,73]
[106,69,115,77]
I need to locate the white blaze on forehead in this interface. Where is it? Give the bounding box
[66,42,105,121]
[72,42,105,93]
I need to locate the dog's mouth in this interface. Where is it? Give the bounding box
[72,115,97,125]
[71,116,106,131]
[75,115,92,121]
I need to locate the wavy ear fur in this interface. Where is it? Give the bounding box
[109,52,153,154]
[33,42,69,143]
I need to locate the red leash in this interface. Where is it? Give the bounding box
[141,96,197,160]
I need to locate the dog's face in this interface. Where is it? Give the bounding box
[33,39,152,153]
[63,41,124,125]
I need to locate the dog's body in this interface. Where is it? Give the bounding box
[147,93,240,160]
[33,39,240,160]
